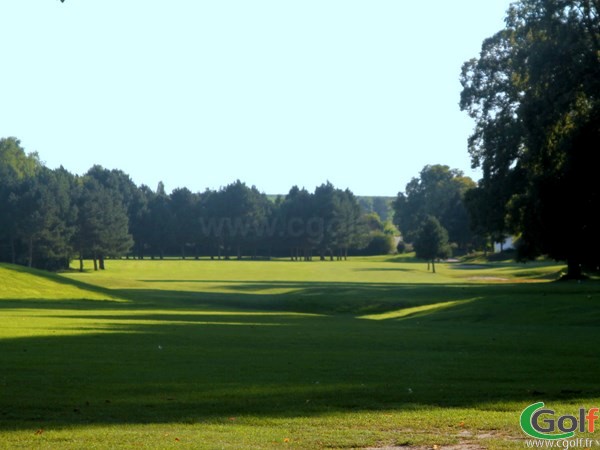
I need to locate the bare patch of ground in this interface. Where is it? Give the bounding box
[365,429,522,450]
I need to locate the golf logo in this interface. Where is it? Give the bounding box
[520,402,599,440]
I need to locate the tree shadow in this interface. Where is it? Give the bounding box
[353,267,418,273]
[1,263,118,299]
[1,270,600,430]
[451,264,494,270]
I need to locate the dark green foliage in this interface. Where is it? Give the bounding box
[463,178,516,252]
[146,187,173,260]
[0,150,137,270]
[277,186,318,260]
[460,0,600,277]
[169,187,198,259]
[207,180,273,260]
[361,232,395,256]
[413,216,451,273]
[0,139,75,269]
[73,177,133,271]
[1,137,396,268]
[311,182,366,260]
[393,165,475,251]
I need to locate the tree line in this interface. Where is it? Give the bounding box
[1,134,482,273]
[391,0,599,277]
[0,137,400,270]
[7,0,598,276]
[397,0,600,278]
[459,0,599,278]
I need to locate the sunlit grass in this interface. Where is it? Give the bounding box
[0,264,117,301]
[1,257,599,449]
[359,299,476,320]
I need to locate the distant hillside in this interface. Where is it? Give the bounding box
[357,196,395,221]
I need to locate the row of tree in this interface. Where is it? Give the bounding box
[397,0,599,278]
[7,0,597,276]
[459,0,599,278]
[392,164,476,254]
[390,164,480,272]
[0,137,397,270]
[393,0,600,278]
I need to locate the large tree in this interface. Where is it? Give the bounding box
[12,167,76,269]
[460,0,600,278]
[146,183,173,260]
[73,177,133,271]
[0,139,75,269]
[0,138,41,264]
[277,186,317,260]
[413,216,451,274]
[312,182,366,260]
[393,165,475,251]
[169,187,198,259]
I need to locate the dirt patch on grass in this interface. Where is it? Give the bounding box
[365,445,484,450]
[365,429,522,450]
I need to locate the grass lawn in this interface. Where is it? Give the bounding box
[0,256,599,449]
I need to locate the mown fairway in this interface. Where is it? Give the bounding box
[1,257,599,449]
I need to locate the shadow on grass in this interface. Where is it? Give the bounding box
[353,267,418,273]
[1,268,600,429]
[451,264,495,270]
[2,295,600,429]
[2,263,118,299]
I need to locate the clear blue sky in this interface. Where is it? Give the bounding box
[1,1,512,196]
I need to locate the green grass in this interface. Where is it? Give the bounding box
[1,257,599,449]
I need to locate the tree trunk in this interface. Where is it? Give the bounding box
[562,258,585,280]
[79,254,84,272]
[99,255,105,270]
[432,259,436,273]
